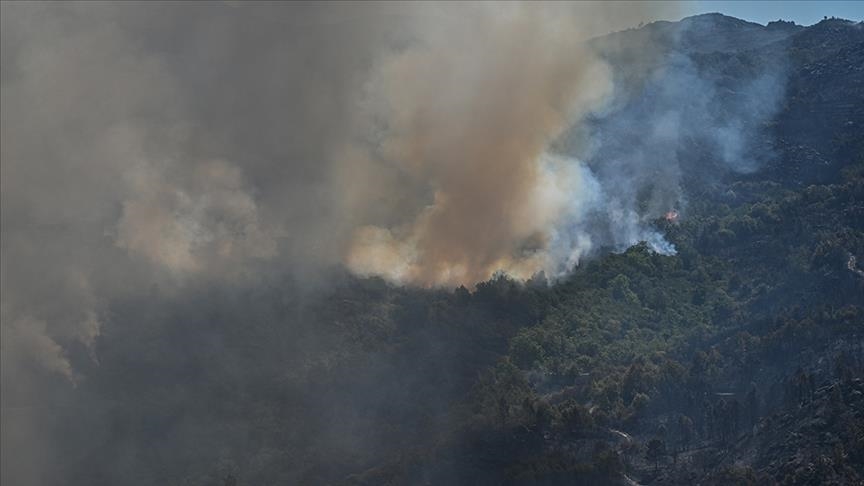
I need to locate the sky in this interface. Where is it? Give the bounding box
[681,0,864,26]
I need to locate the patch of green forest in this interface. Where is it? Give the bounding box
[337,158,863,486]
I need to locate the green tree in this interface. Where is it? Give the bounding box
[610,274,640,305]
[646,438,667,472]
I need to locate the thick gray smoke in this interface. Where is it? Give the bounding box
[0,1,672,385]
[1,3,788,485]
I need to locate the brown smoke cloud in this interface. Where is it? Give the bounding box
[341,3,673,286]
[0,2,679,380]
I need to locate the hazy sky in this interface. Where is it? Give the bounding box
[682,0,863,26]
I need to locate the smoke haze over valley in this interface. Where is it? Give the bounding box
[2,2,863,485]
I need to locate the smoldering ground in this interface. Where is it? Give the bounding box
[1,3,788,485]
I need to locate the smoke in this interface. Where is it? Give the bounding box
[343,9,789,286]
[338,2,704,287]
[552,13,790,263]
[343,4,615,286]
[2,3,794,484]
[0,2,680,357]
[115,158,278,273]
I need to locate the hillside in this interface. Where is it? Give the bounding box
[326,16,864,485]
[9,13,863,486]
